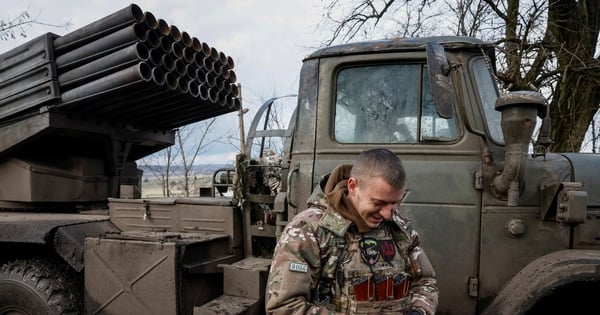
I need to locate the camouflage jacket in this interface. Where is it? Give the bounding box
[265,206,439,314]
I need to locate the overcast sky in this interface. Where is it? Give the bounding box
[0,1,329,163]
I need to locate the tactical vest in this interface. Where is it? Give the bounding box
[311,208,414,314]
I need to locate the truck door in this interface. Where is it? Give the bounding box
[299,50,483,314]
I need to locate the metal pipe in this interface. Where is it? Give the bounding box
[222,79,233,94]
[218,51,228,67]
[164,71,178,91]
[159,36,173,54]
[187,80,199,97]
[90,66,167,113]
[53,4,144,54]
[58,42,149,89]
[210,47,219,60]
[59,62,152,105]
[150,67,166,87]
[122,84,199,123]
[228,69,237,84]
[183,46,195,64]
[226,55,235,69]
[77,67,170,117]
[205,72,217,88]
[220,66,231,80]
[208,87,218,103]
[181,31,192,47]
[191,37,202,53]
[225,96,235,109]
[132,87,216,124]
[176,76,189,94]
[174,59,187,77]
[217,90,228,106]
[230,83,240,97]
[195,67,207,81]
[215,76,225,90]
[160,105,235,130]
[142,11,158,30]
[169,25,182,42]
[231,96,241,109]
[148,48,163,67]
[145,30,160,48]
[195,54,214,73]
[115,89,186,123]
[171,42,184,59]
[160,53,176,72]
[56,23,148,71]
[198,41,211,58]
[185,64,198,80]
[156,19,170,36]
[198,83,209,101]
[56,65,167,118]
[211,61,223,76]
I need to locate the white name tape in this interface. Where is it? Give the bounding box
[289,262,308,273]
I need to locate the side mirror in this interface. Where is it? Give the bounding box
[426,42,455,119]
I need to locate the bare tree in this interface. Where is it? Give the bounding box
[139,145,179,197]
[0,9,71,41]
[139,119,220,197]
[176,119,218,197]
[319,0,442,45]
[320,0,600,152]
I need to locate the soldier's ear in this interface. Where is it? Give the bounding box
[347,177,358,195]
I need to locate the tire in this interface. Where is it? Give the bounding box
[0,258,82,315]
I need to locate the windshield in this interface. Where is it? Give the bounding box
[471,58,502,143]
[334,63,458,143]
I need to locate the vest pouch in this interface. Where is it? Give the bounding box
[351,276,373,301]
[393,273,410,299]
[348,296,411,314]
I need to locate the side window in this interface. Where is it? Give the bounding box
[334,64,458,143]
[471,58,502,143]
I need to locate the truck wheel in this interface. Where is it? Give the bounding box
[0,258,82,315]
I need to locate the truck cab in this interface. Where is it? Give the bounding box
[259,36,600,314]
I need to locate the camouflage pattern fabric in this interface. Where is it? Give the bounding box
[265,205,438,314]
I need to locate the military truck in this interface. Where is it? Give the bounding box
[1,3,599,315]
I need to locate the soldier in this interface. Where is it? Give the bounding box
[265,148,438,314]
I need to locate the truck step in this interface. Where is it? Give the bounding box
[193,295,262,315]
[219,257,272,300]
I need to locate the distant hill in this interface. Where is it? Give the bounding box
[138,164,235,179]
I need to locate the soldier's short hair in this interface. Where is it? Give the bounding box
[350,148,406,189]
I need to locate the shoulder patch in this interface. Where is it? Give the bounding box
[319,209,350,237]
[289,262,308,273]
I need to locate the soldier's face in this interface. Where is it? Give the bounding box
[348,177,406,229]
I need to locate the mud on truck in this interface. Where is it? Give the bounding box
[1,3,600,315]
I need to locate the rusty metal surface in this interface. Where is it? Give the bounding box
[0,212,109,243]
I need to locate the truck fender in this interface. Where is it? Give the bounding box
[482,249,600,315]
